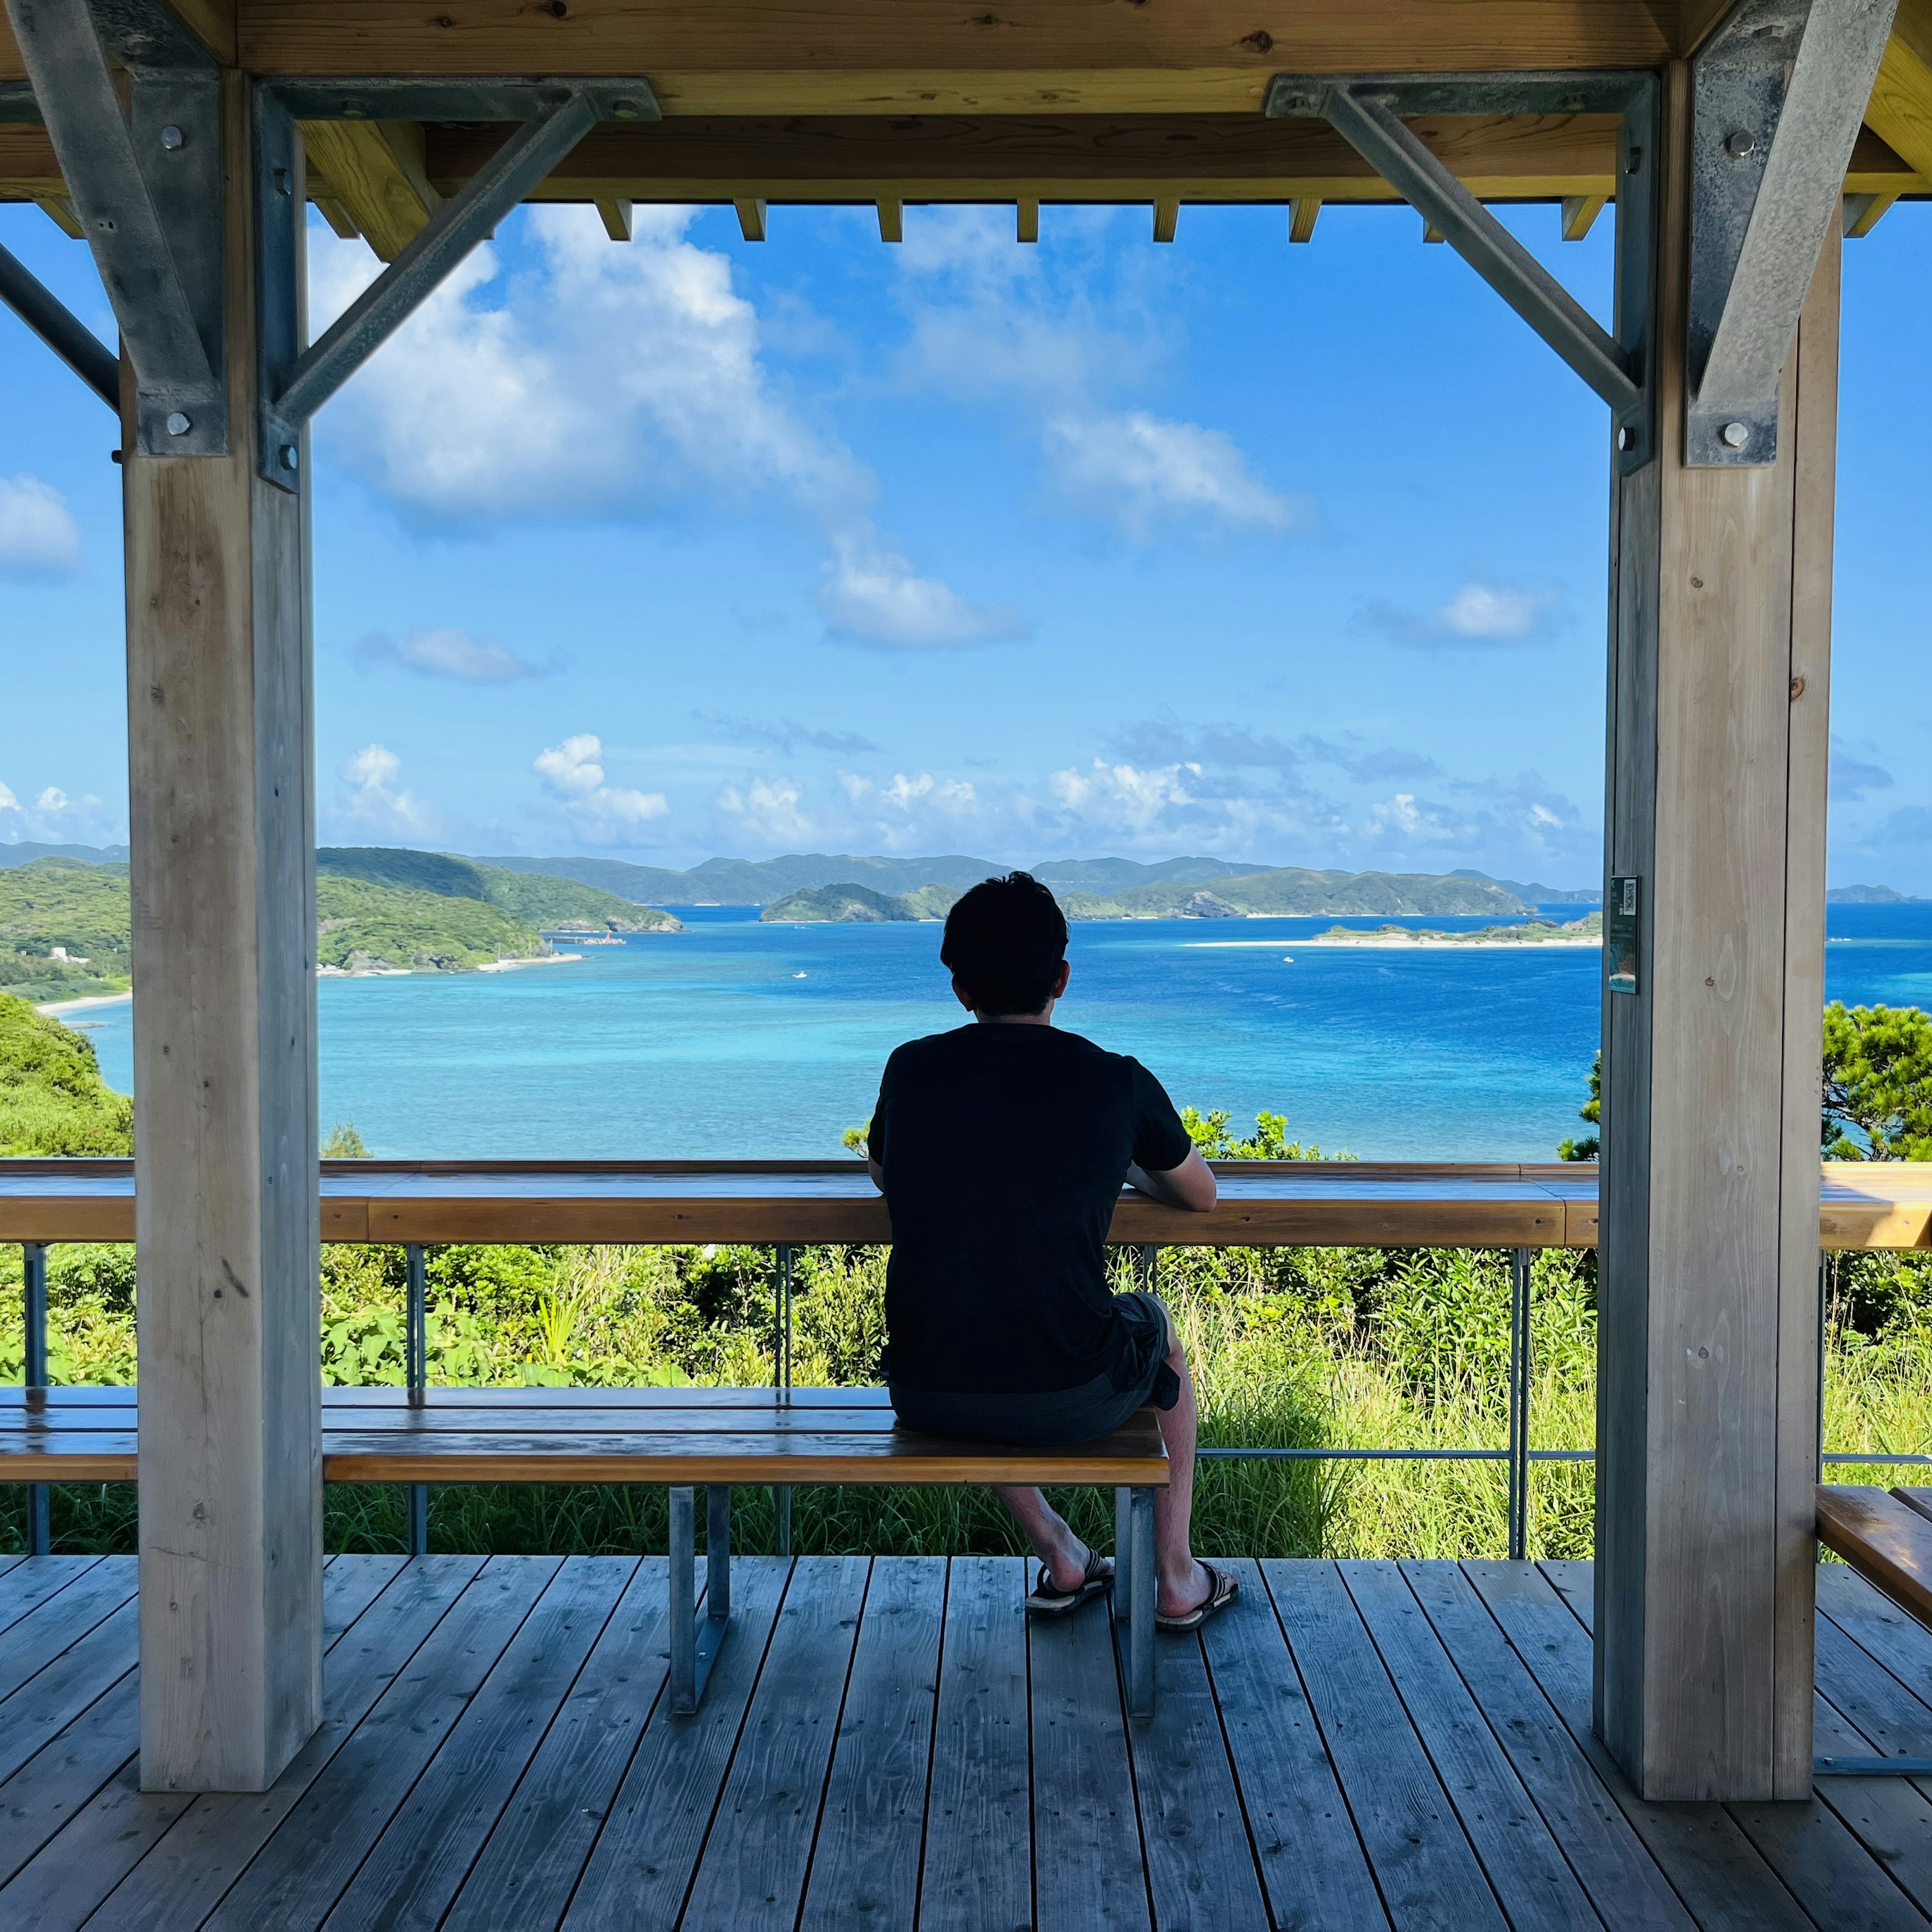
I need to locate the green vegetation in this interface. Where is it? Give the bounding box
[0,858,132,1000]
[1560,1052,1601,1162]
[1084,866,1530,920]
[316,877,548,972]
[761,881,962,923]
[1822,1003,1932,1160]
[323,1119,370,1158]
[318,848,680,933]
[1315,911,1601,945]
[0,992,133,1155]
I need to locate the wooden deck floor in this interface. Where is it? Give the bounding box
[3,1552,1932,1930]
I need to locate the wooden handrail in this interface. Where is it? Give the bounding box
[2,1159,1927,1250]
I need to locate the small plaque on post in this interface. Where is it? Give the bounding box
[1607,875,1639,995]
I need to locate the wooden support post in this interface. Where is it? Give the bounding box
[595,195,634,241]
[1016,196,1039,243]
[733,196,767,242]
[1595,61,1836,1803]
[1287,196,1320,243]
[129,71,321,1793]
[875,195,903,242]
[1152,196,1178,243]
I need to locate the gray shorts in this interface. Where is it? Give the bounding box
[889,1290,1178,1448]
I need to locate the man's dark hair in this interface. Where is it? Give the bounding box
[941,872,1069,1016]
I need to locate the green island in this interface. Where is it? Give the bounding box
[6,1001,1932,1562]
[0,849,683,1004]
[1310,911,1603,945]
[762,863,1534,923]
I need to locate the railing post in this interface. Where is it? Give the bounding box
[1817,1250,1829,1480]
[23,1242,49,1557]
[1507,1248,1532,1563]
[772,1243,792,1558]
[1136,1243,1159,1293]
[405,1243,427,1557]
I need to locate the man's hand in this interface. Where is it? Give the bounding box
[1126,1146,1217,1212]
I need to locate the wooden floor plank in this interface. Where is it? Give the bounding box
[1340,1561,1603,1932]
[440,1558,672,1932]
[1262,1560,1505,1932]
[0,1596,136,1788]
[195,1556,555,1932]
[1029,1589,1149,1932]
[1201,1557,1386,1932]
[80,1555,489,1932]
[1539,1562,1927,1931]
[0,1557,132,1702]
[558,1556,791,1932]
[1401,1561,1696,1932]
[677,1554,871,1932]
[917,1557,1032,1932]
[1126,1613,1270,1931]
[0,1558,101,1638]
[798,1556,944,1932]
[1819,1566,1932,1715]
[0,1559,396,1901]
[0,1558,412,1931]
[1812,1690,1932,1919]
[1469,1561,1812,1932]
[1817,1614,1932,1760]
[319,1557,634,1932]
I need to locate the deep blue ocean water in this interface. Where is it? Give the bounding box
[70,903,1932,1161]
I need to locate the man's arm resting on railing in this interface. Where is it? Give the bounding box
[1127,1148,1217,1213]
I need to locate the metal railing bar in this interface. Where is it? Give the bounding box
[773,1243,793,1557]
[405,1243,428,1557]
[22,1242,49,1555]
[1197,1445,1596,1462]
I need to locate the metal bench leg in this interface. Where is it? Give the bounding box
[669,1484,732,1715]
[1115,1486,1133,1618]
[1128,1485,1156,1719]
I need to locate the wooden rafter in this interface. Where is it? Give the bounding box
[1867,0,1932,189]
[298,119,440,262]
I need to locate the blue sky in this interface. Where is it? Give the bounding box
[2,193,1926,890]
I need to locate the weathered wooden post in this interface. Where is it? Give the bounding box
[1595,50,1843,1802]
[120,66,323,1793]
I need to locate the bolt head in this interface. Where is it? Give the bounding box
[165,411,191,436]
[160,124,184,150]
[1617,425,1638,452]
[279,444,299,471]
[1721,421,1750,449]
[1724,129,1755,158]
[610,96,641,117]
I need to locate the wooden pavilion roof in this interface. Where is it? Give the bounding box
[3,0,1929,255]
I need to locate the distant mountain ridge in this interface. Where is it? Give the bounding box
[1827,883,1925,903]
[0,842,130,867]
[318,848,680,931]
[1451,868,1599,904]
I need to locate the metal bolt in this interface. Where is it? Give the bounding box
[1724,129,1755,158]
[273,167,292,197]
[1721,421,1750,449]
[165,412,191,436]
[1624,145,1642,174]
[160,124,184,150]
[1617,425,1638,452]
[610,96,642,117]
[342,101,367,118]
[279,444,299,471]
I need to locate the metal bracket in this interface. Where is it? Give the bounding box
[4,0,226,451]
[255,76,656,489]
[1265,71,1656,472]
[0,239,119,407]
[1686,0,1895,466]
[668,1483,732,1714]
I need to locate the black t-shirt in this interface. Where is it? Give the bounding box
[866,1023,1194,1395]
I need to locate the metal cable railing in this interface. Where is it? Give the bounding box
[14,1234,1925,1564]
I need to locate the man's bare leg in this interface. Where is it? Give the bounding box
[1150,1304,1213,1618]
[994,1484,1089,1591]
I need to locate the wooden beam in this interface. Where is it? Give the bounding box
[297,119,439,263]
[1152,195,1178,241]
[593,194,633,239]
[129,71,323,1794]
[1560,191,1606,239]
[733,194,766,239]
[1596,57,1832,1805]
[1421,219,1444,240]
[1843,188,1900,236]
[1865,0,1932,190]
[1288,196,1320,241]
[876,194,902,242]
[313,194,361,239]
[3,4,1671,109]
[1016,195,1038,242]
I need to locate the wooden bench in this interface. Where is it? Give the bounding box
[0,1384,1171,1714]
[1816,1484,1932,1628]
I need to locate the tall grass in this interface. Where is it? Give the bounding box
[3,1237,1927,1560]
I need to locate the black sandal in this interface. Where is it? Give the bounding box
[1025,1543,1114,1617]
[1155,1561,1239,1634]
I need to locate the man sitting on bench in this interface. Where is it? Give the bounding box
[866,871,1237,1632]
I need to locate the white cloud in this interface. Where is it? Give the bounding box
[817,532,1026,650]
[356,627,554,683]
[0,474,83,580]
[0,783,17,812]
[1049,759,1200,836]
[0,775,119,843]
[1364,580,1564,647]
[335,743,439,839]
[1044,412,1309,540]
[713,776,815,846]
[533,733,668,843]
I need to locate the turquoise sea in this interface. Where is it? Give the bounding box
[71,903,1932,1162]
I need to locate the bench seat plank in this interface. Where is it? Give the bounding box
[0,1387,1168,1488]
[1816,1486,1932,1627]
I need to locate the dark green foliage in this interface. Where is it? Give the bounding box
[0,993,133,1155]
[0,858,133,998]
[315,876,545,970]
[322,1119,370,1157]
[1181,1108,1339,1160]
[1559,1051,1600,1162]
[1822,1002,1932,1159]
[318,847,678,932]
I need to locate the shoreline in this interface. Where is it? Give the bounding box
[33,989,134,1016]
[1187,934,1601,952]
[42,952,584,1012]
